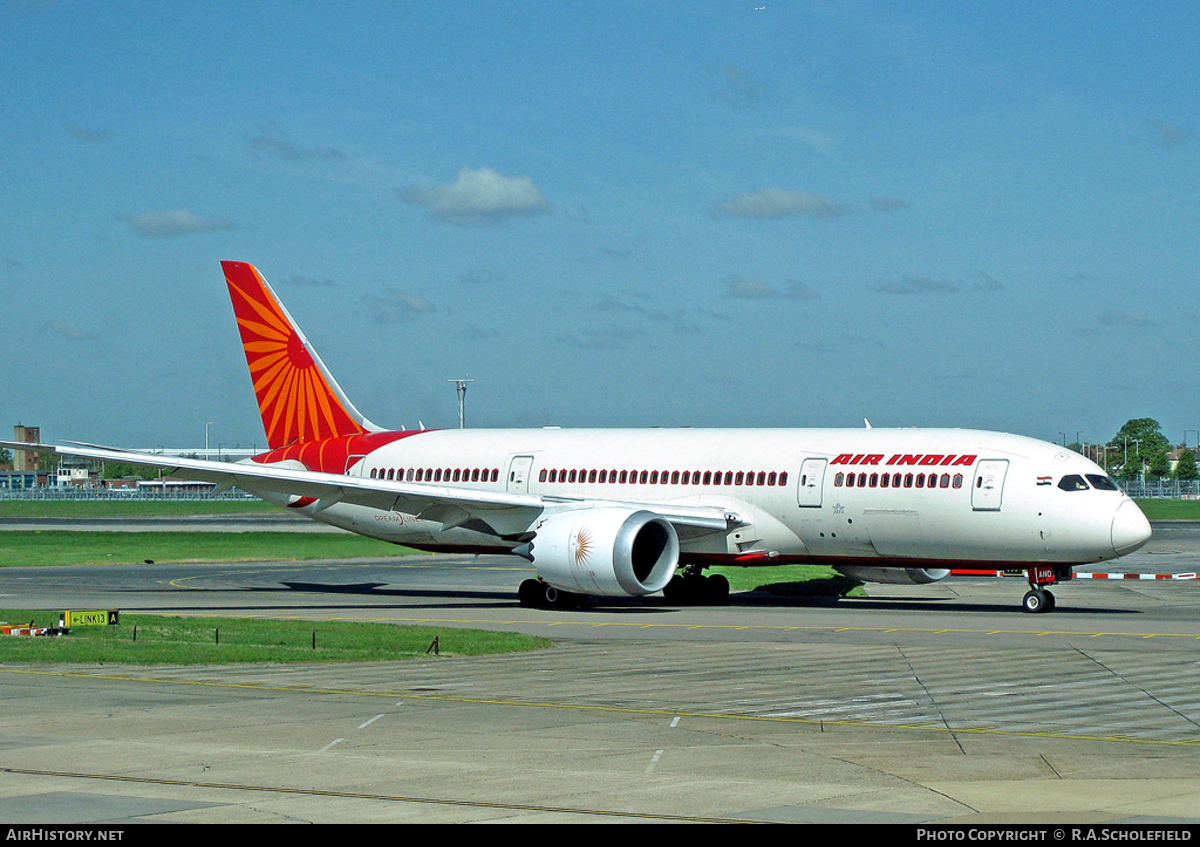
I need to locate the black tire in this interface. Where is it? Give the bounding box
[704,574,730,604]
[518,579,544,607]
[1022,589,1046,613]
[661,575,686,602]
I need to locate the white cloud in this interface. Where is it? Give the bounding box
[1098,310,1158,328]
[724,277,820,300]
[1143,119,1193,148]
[119,209,236,238]
[870,196,906,213]
[397,167,550,225]
[249,122,345,162]
[360,289,439,324]
[714,188,852,219]
[870,276,959,295]
[710,64,766,111]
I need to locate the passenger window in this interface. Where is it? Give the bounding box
[1086,474,1119,491]
[1058,474,1090,491]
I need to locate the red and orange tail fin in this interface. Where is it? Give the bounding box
[222,261,380,449]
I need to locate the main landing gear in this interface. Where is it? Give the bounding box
[1021,565,1068,613]
[660,566,730,605]
[516,566,732,609]
[517,578,588,609]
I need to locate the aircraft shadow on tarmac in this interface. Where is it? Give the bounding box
[149,579,1139,617]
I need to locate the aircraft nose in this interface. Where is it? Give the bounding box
[1111,499,1152,556]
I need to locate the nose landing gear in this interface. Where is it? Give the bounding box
[1022,586,1055,613]
[1022,564,1069,613]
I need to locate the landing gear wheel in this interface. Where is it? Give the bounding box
[518,579,543,607]
[518,579,587,609]
[1022,588,1054,614]
[704,574,730,604]
[661,572,730,605]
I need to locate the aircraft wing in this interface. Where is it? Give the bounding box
[1,441,736,541]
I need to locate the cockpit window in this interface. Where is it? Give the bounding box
[1086,474,1120,491]
[1057,474,1090,491]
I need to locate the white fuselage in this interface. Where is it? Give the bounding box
[269,426,1147,570]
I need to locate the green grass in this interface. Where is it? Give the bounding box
[0,499,275,517]
[712,564,864,597]
[1133,499,1200,520]
[0,609,550,664]
[0,531,412,568]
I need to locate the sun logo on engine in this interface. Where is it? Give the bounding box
[573,527,593,566]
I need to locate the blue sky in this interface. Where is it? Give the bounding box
[3,1,1198,453]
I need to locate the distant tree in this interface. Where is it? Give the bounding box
[1108,418,1171,480]
[1175,449,1198,481]
[101,461,157,480]
[1147,449,1171,480]
[0,447,11,467]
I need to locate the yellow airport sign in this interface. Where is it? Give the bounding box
[63,610,119,627]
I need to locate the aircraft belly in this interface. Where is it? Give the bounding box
[863,509,929,559]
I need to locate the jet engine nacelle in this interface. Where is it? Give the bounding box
[833,565,952,585]
[527,507,679,597]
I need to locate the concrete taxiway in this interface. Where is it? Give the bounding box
[1,520,1200,823]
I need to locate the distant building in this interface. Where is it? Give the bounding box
[0,470,38,491]
[55,460,97,488]
[12,424,40,473]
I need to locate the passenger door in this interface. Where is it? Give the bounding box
[971,459,1009,511]
[797,458,827,508]
[507,455,535,493]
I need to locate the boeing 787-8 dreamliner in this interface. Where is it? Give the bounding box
[5,262,1152,613]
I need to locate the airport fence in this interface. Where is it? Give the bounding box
[1119,479,1200,499]
[0,488,256,502]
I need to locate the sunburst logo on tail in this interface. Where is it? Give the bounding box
[223,261,367,449]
